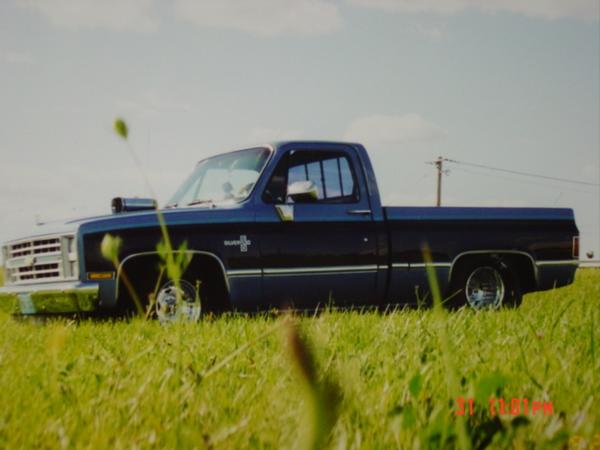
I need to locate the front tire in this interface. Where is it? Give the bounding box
[155,279,201,323]
[117,255,231,319]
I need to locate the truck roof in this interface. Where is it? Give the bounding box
[268,140,362,148]
[196,141,364,164]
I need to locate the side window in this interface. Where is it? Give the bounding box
[263,150,358,204]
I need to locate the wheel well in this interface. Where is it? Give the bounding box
[117,252,231,314]
[450,252,537,293]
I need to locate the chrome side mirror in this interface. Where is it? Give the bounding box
[287,181,319,203]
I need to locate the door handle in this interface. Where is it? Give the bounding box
[347,209,372,216]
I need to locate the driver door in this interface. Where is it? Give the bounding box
[256,144,378,310]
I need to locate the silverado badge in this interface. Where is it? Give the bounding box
[224,235,252,252]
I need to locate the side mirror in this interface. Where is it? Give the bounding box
[287,181,319,203]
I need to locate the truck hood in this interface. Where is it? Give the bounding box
[3,203,247,244]
[3,217,89,244]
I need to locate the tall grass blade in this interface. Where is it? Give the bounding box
[422,244,471,450]
[285,319,341,450]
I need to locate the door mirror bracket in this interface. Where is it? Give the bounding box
[275,204,294,222]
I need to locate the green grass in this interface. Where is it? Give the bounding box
[0,270,598,449]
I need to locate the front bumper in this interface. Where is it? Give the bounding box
[0,281,99,315]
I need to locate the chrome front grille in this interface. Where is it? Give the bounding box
[10,238,62,257]
[2,235,78,285]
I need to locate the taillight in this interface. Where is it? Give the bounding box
[573,236,579,259]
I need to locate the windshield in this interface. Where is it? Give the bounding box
[167,147,271,207]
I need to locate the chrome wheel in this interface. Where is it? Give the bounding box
[155,280,201,323]
[465,266,505,309]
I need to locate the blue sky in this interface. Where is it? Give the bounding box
[0,0,598,256]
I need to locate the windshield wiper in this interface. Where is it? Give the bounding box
[187,199,215,207]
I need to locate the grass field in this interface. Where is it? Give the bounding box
[0,270,598,449]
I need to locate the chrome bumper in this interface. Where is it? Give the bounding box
[0,281,99,315]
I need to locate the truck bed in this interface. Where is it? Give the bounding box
[381,206,578,303]
[383,206,575,222]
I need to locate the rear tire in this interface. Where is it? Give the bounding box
[448,259,522,310]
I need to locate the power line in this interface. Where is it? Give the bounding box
[446,159,600,187]
[426,156,599,207]
[450,166,597,195]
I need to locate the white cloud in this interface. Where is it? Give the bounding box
[247,127,303,143]
[14,0,598,38]
[18,0,342,36]
[344,114,445,149]
[18,0,159,32]
[347,0,599,21]
[173,0,343,37]
[0,50,35,65]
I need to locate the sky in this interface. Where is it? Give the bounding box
[0,0,598,258]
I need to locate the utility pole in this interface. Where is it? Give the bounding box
[435,156,443,207]
[427,156,452,206]
[427,156,447,207]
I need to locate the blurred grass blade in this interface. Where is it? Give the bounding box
[100,233,122,265]
[101,233,144,316]
[114,118,128,140]
[421,243,471,450]
[285,320,341,450]
[422,243,442,311]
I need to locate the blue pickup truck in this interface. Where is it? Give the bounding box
[0,141,579,319]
